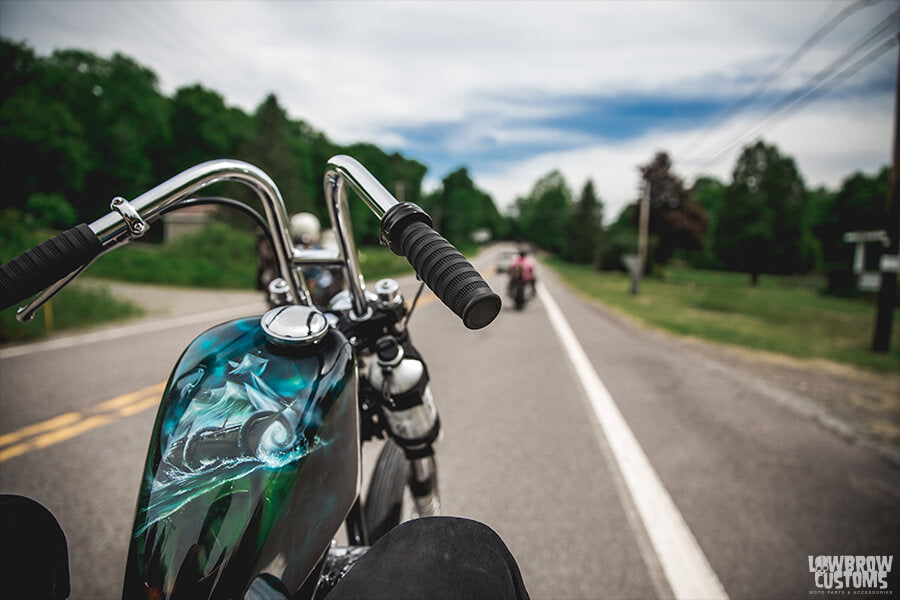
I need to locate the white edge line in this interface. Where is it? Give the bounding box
[536,281,729,600]
[1,303,265,359]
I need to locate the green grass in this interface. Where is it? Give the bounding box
[357,246,414,281]
[2,220,423,341]
[87,224,415,288]
[88,223,259,288]
[0,284,143,343]
[88,236,412,289]
[543,256,900,373]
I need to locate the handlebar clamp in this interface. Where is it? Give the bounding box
[379,203,432,255]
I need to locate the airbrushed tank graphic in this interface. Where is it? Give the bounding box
[123,316,359,599]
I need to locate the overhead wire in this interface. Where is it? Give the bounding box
[697,9,899,165]
[680,0,882,160]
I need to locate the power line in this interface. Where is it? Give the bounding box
[681,0,880,160]
[701,23,898,164]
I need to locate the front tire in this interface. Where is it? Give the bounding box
[364,439,409,544]
[514,281,525,310]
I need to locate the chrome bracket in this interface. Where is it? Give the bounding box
[110,196,148,238]
[267,277,295,306]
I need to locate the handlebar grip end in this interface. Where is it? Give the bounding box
[0,223,102,311]
[461,288,501,330]
[383,203,502,330]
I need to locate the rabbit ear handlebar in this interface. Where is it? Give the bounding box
[325,155,501,329]
[1,157,501,329]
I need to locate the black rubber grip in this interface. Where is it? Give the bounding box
[383,205,500,329]
[0,224,103,310]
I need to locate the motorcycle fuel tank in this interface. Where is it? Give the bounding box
[123,311,359,599]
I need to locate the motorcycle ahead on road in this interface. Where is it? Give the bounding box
[508,275,530,310]
[0,156,501,599]
[506,260,536,311]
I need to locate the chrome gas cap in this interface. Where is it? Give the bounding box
[261,305,329,347]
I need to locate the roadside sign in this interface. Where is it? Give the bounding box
[622,254,640,276]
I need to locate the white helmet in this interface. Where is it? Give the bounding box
[290,212,321,246]
[319,228,338,251]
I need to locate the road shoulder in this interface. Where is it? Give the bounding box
[544,266,900,465]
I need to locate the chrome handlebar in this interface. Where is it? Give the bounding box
[18,155,403,322]
[324,155,400,316]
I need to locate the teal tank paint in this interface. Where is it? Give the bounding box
[123,317,359,599]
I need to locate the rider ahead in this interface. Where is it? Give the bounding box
[508,248,536,297]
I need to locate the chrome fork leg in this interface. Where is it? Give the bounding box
[409,456,440,517]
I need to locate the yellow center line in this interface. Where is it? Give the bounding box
[94,382,166,412]
[117,395,163,418]
[0,412,84,447]
[1,268,500,463]
[0,383,166,463]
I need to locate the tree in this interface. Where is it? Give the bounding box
[715,140,814,284]
[688,176,726,268]
[167,84,252,173]
[636,152,708,266]
[515,170,572,253]
[241,94,310,215]
[598,205,638,271]
[39,49,174,219]
[0,40,91,213]
[561,180,603,264]
[421,167,502,246]
[812,168,889,294]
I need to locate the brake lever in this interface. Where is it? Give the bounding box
[16,263,91,322]
[16,195,145,322]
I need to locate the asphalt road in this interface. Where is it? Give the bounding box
[1,245,898,599]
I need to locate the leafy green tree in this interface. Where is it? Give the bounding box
[420,167,502,246]
[715,140,814,284]
[168,84,252,173]
[241,94,310,215]
[0,38,430,252]
[25,193,77,229]
[516,170,572,253]
[35,49,174,219]
[812,167,889,294]
[687,176,726,268]
[0,40,90,212]
[598,205,638,271]
[562,180,603,264]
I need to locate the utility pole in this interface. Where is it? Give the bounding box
[872,37,899,353]
[630,181,650,295]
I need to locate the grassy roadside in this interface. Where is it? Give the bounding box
[0,285,143,343]
[542,256,900,373]
[357,246,414,280]
[88,225,414,287]
[1,222,414,342]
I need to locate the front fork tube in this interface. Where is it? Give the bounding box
[409,454,440,517]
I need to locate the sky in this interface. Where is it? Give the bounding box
[1,0,897,220]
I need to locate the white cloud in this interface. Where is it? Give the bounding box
[477,92,894,221]
[1,0,895,217]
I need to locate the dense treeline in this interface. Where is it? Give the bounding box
[1,38,891,295]
[0,38,505,247]
[514,141,891,294]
